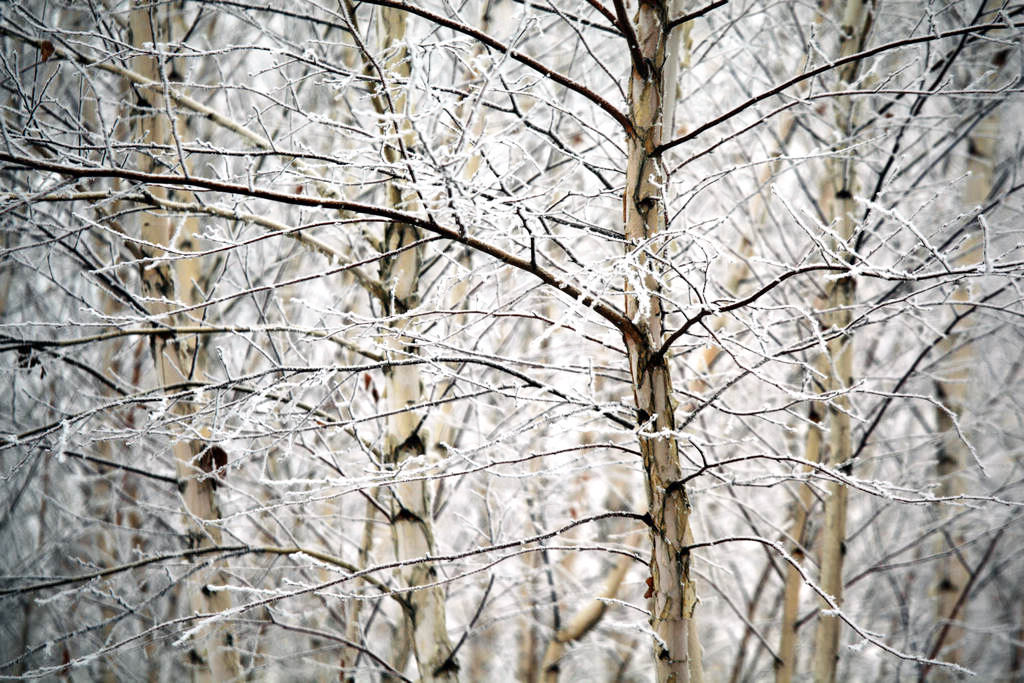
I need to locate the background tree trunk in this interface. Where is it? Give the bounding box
[932,3,1008,676]
[372,6,460,681]
[811,2,873,681]
[128,4,241,680]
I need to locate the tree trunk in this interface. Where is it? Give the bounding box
[129,4,241,680]
[810,2,872,681]
[777,356,826,683]
[932,3,1006,675]
[622,3,702,680]
[373,7,460,681]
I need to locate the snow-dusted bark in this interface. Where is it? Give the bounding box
[622,2,702,680]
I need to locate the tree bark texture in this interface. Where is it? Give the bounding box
[375,7,460,681]
[129,3,242,680]
[622,2,702,681]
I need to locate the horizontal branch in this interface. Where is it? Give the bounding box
[0,152,643,343]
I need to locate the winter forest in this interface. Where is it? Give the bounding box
[1,0,1023,680]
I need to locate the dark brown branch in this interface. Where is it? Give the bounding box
[0,152,643,344]
[656,21,1024,155]
[581,0,622,31]
[612,0,648,80]
[668,0,728,31]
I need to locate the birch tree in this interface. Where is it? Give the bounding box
[929,2,1013,677]
[129,4,242,678]
[810,3,874,680]
[619,1,703,678]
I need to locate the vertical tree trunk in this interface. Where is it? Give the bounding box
[771,105,824,683]
[373,7,459,681]
[810,2,872,681]
[340,497,378,681]
[129,4,241,680]
[622,2,702,680]
[776,355,826,683]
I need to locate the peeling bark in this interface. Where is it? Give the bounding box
[622,3,702,680]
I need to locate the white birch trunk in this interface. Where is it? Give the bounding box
[374,7,459,681]
[810,2,872,680]
[777,354,827,683]
[129,3,241,680]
